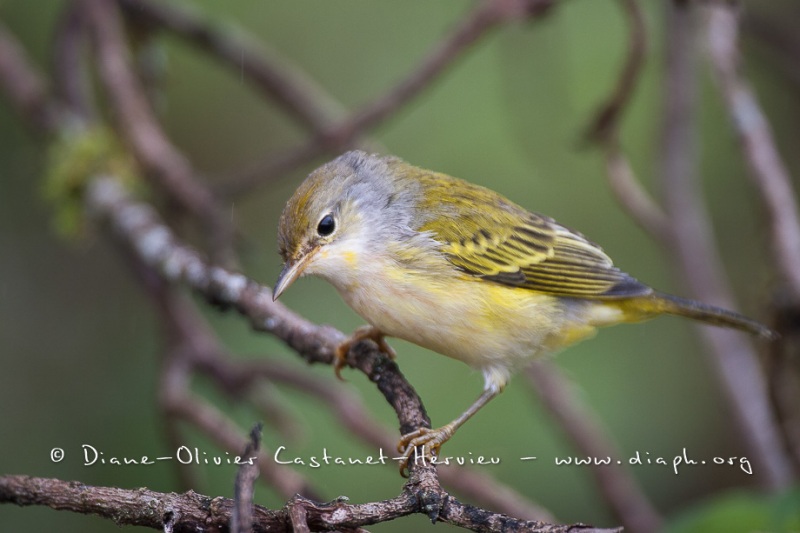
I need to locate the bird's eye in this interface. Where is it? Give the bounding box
[317,214,335,237]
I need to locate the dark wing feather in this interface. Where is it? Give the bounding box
[415,174,651,299]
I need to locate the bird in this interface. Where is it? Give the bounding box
[273,150,774,474]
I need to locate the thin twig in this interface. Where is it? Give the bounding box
[231,423,262,533]
[164,371,319,501]
[660,0,792,490]
[706,1,800,301]
[155,291,322,501]
[600,0,667,239]
[116,0,347,132]
[526,362,662,533]
[82,0,236,265]
[332,0,550,144]
[288,497,312,533]
[211,355,557,522]
[584,0,647,143]
[584,0,669,242]
[222,0,558,197]
[604,142,670,242]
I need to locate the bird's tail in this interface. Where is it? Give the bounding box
[636,292,777,340]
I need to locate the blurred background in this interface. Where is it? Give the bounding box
[1,0,799,531]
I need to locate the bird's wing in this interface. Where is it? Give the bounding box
[418,183,650,299]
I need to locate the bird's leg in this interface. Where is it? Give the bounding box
[334,325,396,380]
[396,388,499,476]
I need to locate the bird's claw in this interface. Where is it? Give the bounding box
[334,326,395,380]
[396,426,454,477]
[333,343,349,381]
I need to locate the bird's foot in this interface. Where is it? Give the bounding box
[334,325,395,380]
[396,424,455,477]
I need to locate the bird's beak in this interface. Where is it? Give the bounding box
[273,249,316,301]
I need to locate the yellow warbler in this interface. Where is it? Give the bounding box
[274,150,773,473]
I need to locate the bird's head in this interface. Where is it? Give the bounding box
[274,150,417,300]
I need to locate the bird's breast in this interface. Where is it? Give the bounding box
[334,262,580,370]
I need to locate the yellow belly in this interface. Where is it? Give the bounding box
[336,268,619,390]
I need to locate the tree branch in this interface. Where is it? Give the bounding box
[222,0,558,197]
[231,424,262,533]
[706,1,800,301]
[116,0,347,132]
[583,0,647,143]
[583,0,670,242]
[154,290,322,501]
[0,474,612,532]
[82,0,235,264]
[603,142,670,242]
[660,0,792,490]
[526,362,662,533]
[212,356,556,522]
[0,475,282,532]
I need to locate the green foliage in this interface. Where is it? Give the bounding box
[666,488,800,533]
[43,125,140,239]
